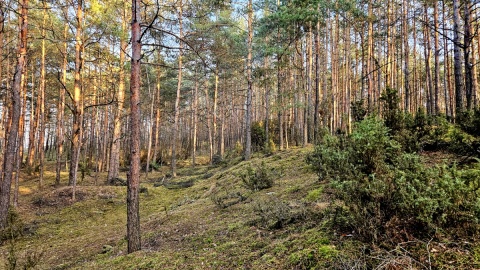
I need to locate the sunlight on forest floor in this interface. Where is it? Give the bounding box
[0,148,325,269]
[1,146,477,269]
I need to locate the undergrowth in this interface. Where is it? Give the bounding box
[307,113,480,268]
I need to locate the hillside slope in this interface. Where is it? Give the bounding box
[2,145,479,269]
[1,147,331,269]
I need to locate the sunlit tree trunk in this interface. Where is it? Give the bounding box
[0,0,27,229]
[0,6,3,160]
[464,2,474,110]
[38,0,47,189]
[443,1,453,117]
[14,70,27,208]
[305,24,313,144]
[314,21,320,141]
[127,0,142,253]
[108,3,127,184]
[264,57,270,148]
[26,72,39,172]
[152,63,161,166]
[244,0,253,160]
[204,79,213,162]
[423,4,432,114]
[145,71,155,179]
[56,22,68,186]
[433,1,440,115]
[213,72,218,155]
[69,0,85,201]
[453,0,464,115]
[172,0,183,176]
[367,0,374,110]
[191,70,198,166]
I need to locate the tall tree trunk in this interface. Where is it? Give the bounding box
[443,1,452,117]
[26,71,39,171]
[38,0,47,189]
[127,0,142,253]
[367,0,374,110]
[243,0,253,160]
[264,57,270,148]
[0,4,4,182]
[172,0,183,176]
[278,57,283,150]
[0,0,27,229]
[423,4,433,115]
[107,3,127,184]
[453,0,464,115]
[305,24,312,145]
[204,79,213,163]
[191,70,198,167]
[152,63,161,166]
[464,2,473,110]
[14,70,27,208]
[213,72,219,155]
[314,21,320,141]
[244,0,253,160]
[56,22,68,186]
[69,0,85,201]
[432,1,440,115]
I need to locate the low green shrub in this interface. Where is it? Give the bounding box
[240,161,275,191]
[211,191,247,209]
[251,197,292,229]
[307,116,480,243]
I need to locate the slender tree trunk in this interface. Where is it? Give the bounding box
[244,0,253,160]
[145,71,155,179]
[127,0,142,253]
[305,24,312,145]
[219,76,226,157]
[464,2,473,110]
[38,1,47,189]
[108,3,127,184]
[0,0,27,229]
[204,79,213,162]
[453,0,464,115]
[443,1,452,117]
[314,20,320,141]
[367,0,374,110]
[412,11,418,111]
[152,63,161,166]
[69,0,85,201]
[278,57,283,150]
[56,22,68,186]
[13,71,27,208]
[264,57,270,148]
[0,6,3,164]
[423,4,433,115]
[433,1,440,115]
[213,72,218,155]
[192,70,198,166]
[26,72,39,171]
[172,0,183,176]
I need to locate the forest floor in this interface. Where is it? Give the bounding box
[0,147,478,269]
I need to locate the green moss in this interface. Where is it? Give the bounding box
[305,187,323,202]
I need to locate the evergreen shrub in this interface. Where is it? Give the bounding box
[307,116,480,243]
